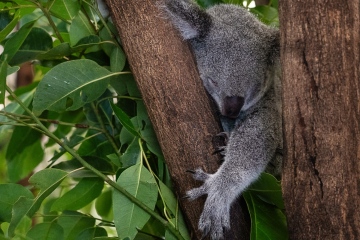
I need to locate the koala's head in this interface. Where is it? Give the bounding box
[165,0,279,118]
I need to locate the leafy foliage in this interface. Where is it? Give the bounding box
[0,0,285,239]
[0,1,188,239]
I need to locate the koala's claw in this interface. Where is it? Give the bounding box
[186,185,207,200]
[212,146,226,155]
[198,198,231,239]
[216,131,229,143]
[187,168,210,181]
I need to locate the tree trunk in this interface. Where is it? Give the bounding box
[280,1,360,239]
[104,0,250,239]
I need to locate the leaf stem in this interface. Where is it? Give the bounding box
[0,111,104,132]
[37,4,64,43]
[90,102,121,159]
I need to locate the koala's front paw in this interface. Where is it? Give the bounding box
[186,169,231,239]
[212,132,229,156]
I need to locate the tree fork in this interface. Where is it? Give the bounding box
[280,1,360,239]
[104,0,250,239]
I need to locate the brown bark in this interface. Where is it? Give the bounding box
[105,0,250,239]
[280,1,360,239]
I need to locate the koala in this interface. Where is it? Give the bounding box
[164,0,282,239]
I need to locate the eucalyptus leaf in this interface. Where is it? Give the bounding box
[250,6,279,26]
[32,59,116,115]
[0,91,33,134]
[0,11,20,43]
[110,47,126,72]
[1,20,35,63]
[51,177,104,212]
[49,0,81,21]
[8,197,34,237]
[95,189,113,219]
[9,27,53,65]
[243,191,288,240]
[0,184,33,223]
[111,102,140,137]
[28,168,68,217]
[10,215,32,239]
[6,126,42,160]
[76,227,107,239]
[113,164,158,240]
[57,210,95,240]
[7,139,44,183]
[159,181,190,240]
[70,11,96,46]
[7,65,20,75]
[26,222,64,240]
[137,102,163,158]
[247,173,284,209]
[120,137,141,168]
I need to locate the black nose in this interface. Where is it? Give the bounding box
[223,96,244,118]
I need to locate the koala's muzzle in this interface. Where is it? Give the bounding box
[223,96,244,118]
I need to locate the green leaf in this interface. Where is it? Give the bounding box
[32,59,115,115]
[113,164,158,240]
[69,11,96,46]
[243,191,288,240]
[7,65,20,76]
[28,168,68,217]
[8,197,34,237]
[159,181,190,240]
[111,102,140,137]
[9,27,53,65]
[51,177,104,212]
[250,6,279,27]
[57,211,95,240]
[49,0,81,21]
[0,11,20,44]
[26,222,64,240]
[10,215,32,238]
[0,184,33,222]
[120,137,141,168]
[95,189,113,220]
[6,126,42,160]
[7,169,67,236]
[110,47,126,72]
[76,227,107,240]
[0,91,33,134]
[247,173,284,209]
[137,102,163,158]
[7,139,44,183]
[37,36,103,60]
[1,20,35,63]
[0,59,7,105]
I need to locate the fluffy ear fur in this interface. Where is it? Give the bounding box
[164,0,212,39]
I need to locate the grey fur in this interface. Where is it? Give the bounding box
[164,1,282,239]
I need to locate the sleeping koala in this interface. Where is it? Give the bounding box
[164,0,282,239]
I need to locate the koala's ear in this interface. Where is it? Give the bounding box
[164,0,212,40]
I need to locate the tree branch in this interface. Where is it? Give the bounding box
[104,0,250,239]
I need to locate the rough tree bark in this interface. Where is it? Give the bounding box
[104,0,250,239]
[280,1,360,239]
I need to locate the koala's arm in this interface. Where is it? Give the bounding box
[187,108,279,239]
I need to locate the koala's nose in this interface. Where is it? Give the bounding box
[223,96,244,118]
